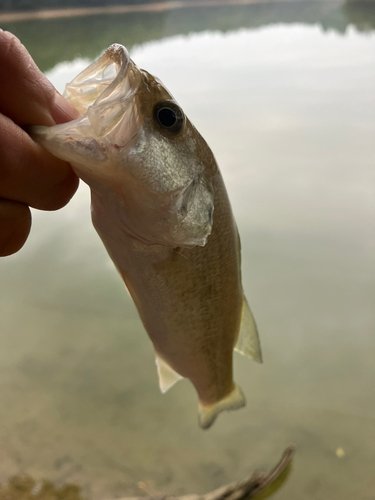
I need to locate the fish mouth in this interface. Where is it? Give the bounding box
[30,45,144,184]
[60,43,142,145]
[63,44,135,117]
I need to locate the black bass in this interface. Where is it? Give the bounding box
[32,44,262,429]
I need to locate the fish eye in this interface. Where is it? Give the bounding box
[154,101,184,134]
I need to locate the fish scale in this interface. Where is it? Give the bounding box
[31,43,262,429]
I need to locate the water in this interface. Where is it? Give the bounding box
[1,2,375,499]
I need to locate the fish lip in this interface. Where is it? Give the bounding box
[62,43,141,137]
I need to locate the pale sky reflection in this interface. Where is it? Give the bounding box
[44,24,375,253]
[1,22,375,500]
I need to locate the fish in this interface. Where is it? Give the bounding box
[32,43,262,429]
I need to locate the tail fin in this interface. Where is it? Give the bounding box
[198,384,246,430]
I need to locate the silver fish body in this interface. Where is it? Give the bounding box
[32,44,262,429]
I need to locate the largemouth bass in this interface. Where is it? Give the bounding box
[32,44,262,429]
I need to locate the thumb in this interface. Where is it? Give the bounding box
[51,89,81,125]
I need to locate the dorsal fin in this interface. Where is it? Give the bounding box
[155,353,183,393]
[234,296,263,363]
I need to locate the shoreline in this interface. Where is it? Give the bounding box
[0,0,339,23]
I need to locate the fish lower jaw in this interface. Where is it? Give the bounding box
[198,384,246,430]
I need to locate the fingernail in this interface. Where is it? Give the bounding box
[51,90,81,124]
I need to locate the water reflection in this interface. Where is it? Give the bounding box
[0,1,374,71]
[1,4,375,500]
[343,0,375,32]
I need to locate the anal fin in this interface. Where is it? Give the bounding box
[234,296,263,363]
[155,353,183,393]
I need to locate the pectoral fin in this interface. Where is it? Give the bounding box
[234,296,263,363]
[155,354,183,393]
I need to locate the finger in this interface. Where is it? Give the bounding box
[0,199,31,256]
[0,30,80,127]
[0,113,79,210]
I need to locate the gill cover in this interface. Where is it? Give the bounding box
[32,44,215,248]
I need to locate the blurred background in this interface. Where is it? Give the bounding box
[0,0,375,499]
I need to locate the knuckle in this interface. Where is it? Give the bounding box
[41,81,57,113]
[0,31,24,63]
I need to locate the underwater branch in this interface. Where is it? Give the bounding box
[119,446,295,500]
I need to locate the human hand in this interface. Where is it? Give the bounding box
[0,30,80,256]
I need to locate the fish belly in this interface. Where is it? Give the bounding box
[92,172,243,416]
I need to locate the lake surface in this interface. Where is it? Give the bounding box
[1,2,375,499]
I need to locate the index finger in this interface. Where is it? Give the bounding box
[0,30,79,126]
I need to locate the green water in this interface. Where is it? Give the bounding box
[1,1,375,499]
